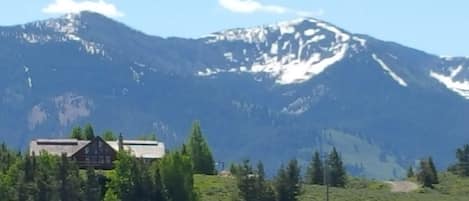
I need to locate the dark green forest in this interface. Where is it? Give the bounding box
[1,122,469,201]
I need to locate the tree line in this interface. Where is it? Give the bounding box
[0,121,216,201]
[230,147,347,201]
[2,120,469,200]
[406,144,469,188]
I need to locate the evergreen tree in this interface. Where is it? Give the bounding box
[428,157,439,184]
[160,151,195,201]
[255,162,276,201]
[150,161,168,201]
[181,144,189,156]
[327,147,347,187]
[107,151,135,201]
[58,153,82,201]
[187,121,215,175]
[36,153,59,201]
[84,168,102,201]
[235,160,254,201]
[417,159,434,188]
[103,130,117,141]
[407,166,414,178]
[83,124,95,140]
[70,126,84,140]
[18,154,39,201]
[453,144,469,176]
[306,151,323,185]
[275,159,301,201]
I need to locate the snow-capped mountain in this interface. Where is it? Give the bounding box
[1,12,469,178]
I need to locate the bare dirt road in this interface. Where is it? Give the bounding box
[385,181,419,193]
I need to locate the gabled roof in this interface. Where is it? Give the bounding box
[30,137,165,159]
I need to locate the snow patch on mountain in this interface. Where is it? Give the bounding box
[27,77,33,88]
[430,65,469,99]
[372,54,408,87]
[201,18,353,84]
[205,18,308,43]
[130,66,144,84]
[15,13,106,56]
[268,44,347,84]
[353,36,367,46]
[304,29,320,36]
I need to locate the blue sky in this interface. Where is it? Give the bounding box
[1,0,468,56]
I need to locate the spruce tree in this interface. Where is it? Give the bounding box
[233,160,275,201]
[275,159,301,201]
[417,159,434,188]
[454,144,469,176]
[255,162,275,201]
[107,151,135,201]
[84,168,101,201]
[407,166,414,178]
[187,121,215,175]
[83,124,95,140]
[327,147,347,187]
[160,151,195,201]
[235,160,256,201]
[150,161,168,201]
[36,153,59,201]
[58,153,82,201]
[428,157,439,184]
[70,126,83,140]
[103,130,117,141]
[306,151,324,185]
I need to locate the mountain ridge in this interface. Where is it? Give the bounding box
[1,11,469,179]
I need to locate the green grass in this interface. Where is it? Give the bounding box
[194,173,469,201]
[194,174,237,201]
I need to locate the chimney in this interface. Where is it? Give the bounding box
[118,133,124,152]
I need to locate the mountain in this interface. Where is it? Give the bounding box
[1,11,469,179]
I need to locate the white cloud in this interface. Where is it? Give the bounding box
[42,0,124,17]
[218,0,323,16]
[218,0,286,14]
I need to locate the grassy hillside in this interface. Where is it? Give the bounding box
[194,173,469,201]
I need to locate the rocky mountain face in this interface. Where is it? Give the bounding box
[1,11,469,179]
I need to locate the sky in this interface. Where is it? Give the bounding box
[0,0,468,56]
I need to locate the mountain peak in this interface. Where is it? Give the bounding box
[201,17,363,84]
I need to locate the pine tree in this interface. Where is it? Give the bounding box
[107,151,135,201]
[306,151,323,185]
[36,153,59,201]
[70,126,84,140]
[84,168,102,201]
[417,159,434,188]
[160,151,195,201]
[453,144,469,176]
[428,157,439,184]
[83,124,95,140]
[103,130,117,141]
[187,121,215,175]
[255,162,275,201]
[234,160,256,201]
[275,159,301,201]
[327,147,347,187]
[58,153,82,201]
[407,166,414,178]
[150,161,168,201]
[18,155,38,201]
